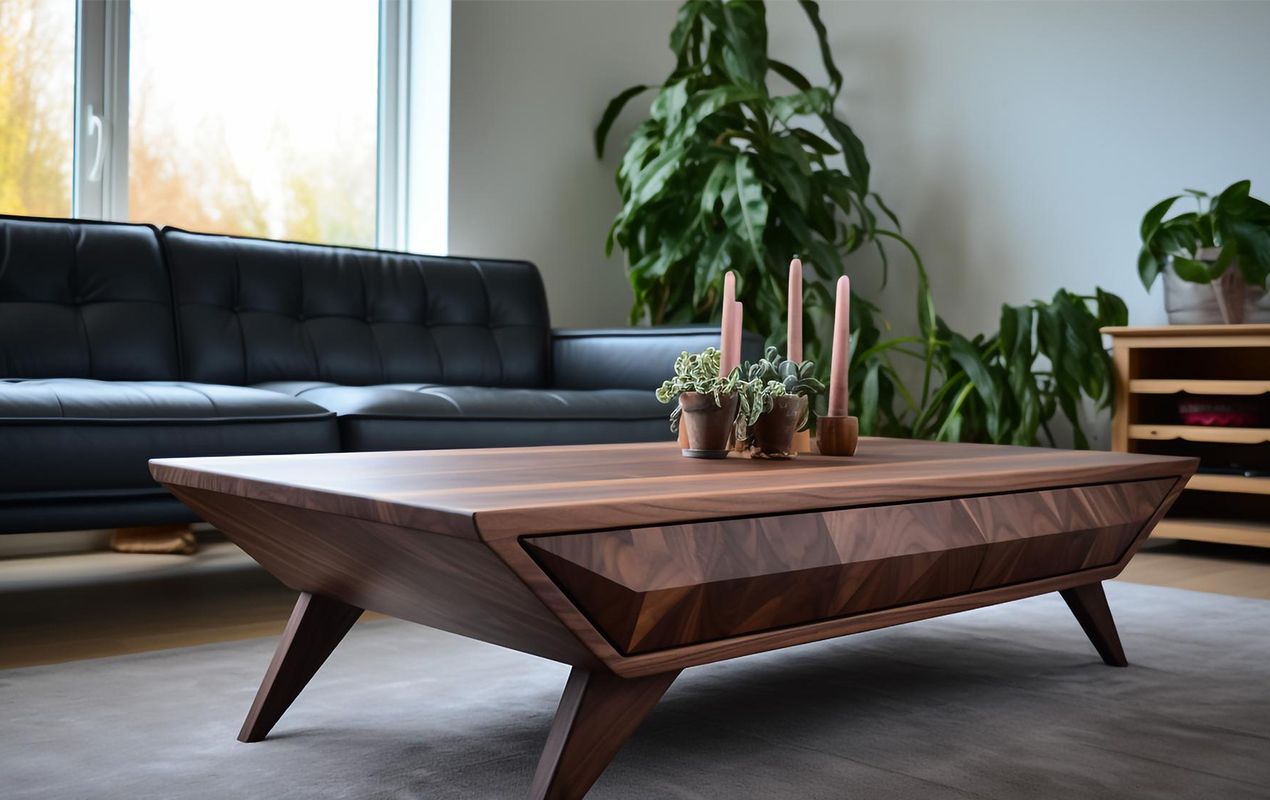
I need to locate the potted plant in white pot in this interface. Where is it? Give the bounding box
[1139,180,1270,324]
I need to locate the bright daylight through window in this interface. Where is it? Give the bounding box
[127,0,378,246]
[0,0,75,218]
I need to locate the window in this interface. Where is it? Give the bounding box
[127,0,379,247]
[2,0,448,252]
[0,0,76,218]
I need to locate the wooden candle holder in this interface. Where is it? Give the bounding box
[816,415,859,457]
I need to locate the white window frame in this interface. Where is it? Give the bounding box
[73,0,129,221]
[70,0,448,254]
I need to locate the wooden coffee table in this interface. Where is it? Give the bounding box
[151,439,1195,800]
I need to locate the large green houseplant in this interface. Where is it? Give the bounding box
[594,0,906,376]
[599,0,1127,448]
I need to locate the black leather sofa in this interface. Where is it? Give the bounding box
[0,215,759,535]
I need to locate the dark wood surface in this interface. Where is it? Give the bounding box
[151,439,1196,800]
[152,438,1195,540]
[1061,581,1129,667]
[524,480,1172,655]
[166,486,601,668]
[528,668,680,800]
[239,592,364,742]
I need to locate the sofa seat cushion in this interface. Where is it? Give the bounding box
[0,380,339,501]
[257,382,671,451]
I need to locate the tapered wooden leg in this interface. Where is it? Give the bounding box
[528,667,680,800]
[1060,581,1128,667]
[238,592,364,742]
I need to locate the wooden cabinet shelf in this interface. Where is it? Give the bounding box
[1153,518,1270,548]
[1129,424,1270,445]
[1107,324,1270,549]
[1129,379,1270,396]
[1186,473,1270,495]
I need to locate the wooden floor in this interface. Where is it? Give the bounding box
[1,534,1267,671]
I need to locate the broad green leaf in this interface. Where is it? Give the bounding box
[674,86,765,142]
[732,155,769,264]
[1137,247,1162,291]
[669,0,708,55]
[700,158,734,216]
[771,88,833,123]
[790,127,839,155]
[948,332,1000,415]
[821,114,870,195]
[594,85,652,159]
[768,58,812,92]
[1171,256,1212,283]
[651,80,690,129]
[1095,288,1129,328]
[1208,241,1238,281]
[1140,195,1180,242]
[1230,219,1270,272]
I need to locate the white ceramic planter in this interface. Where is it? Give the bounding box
[1164,248,1270,325]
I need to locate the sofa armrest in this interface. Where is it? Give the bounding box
[551,326,765,391]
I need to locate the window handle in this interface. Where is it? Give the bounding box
[86,104,106,182]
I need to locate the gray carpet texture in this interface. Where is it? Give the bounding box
[3,581,1268,800]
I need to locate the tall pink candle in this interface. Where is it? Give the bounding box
[827,275,851,416]
[730,300,744,374]
[719,271,737,376]
[787,257,802,362]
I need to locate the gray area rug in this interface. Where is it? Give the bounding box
[3,581,1268,800]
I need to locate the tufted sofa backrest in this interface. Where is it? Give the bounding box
[162,229,552,387]
[0,216,180,380]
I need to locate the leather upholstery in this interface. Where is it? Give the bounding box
[552,327,765,390]
[257,382,669,451]
[0,216,178,380]
[0,379,338,512]
[0,215,768,534]
[163,229,551,388]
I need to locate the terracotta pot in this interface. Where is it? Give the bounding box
[748,395,806,459]
[678,392,739,459]
[1164,250,1270,324]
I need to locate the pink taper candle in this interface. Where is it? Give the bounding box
[787,257,803,362]
[730,300,744,373]
[719,271,737,376]
[827,275,851,416]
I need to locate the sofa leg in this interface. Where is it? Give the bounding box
[109,524,198,555]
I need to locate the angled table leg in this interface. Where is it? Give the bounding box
[529,667,680,800]
[1060,581,1128,667]
[239,592,364,743]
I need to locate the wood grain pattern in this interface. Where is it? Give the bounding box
[165,486,601,668]
[523,480,1172,655]
[1060,581,1127,667]
[151,439,1196,541]
[528,668,679,800]
[152,439,1195,800]
[239,592,364,742]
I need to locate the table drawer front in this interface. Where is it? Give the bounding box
[524,479,1175,655]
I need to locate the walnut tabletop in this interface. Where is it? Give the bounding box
[151,439,1196,800]
[151,438,1192,540]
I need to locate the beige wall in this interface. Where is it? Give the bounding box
[449,0,1270,332]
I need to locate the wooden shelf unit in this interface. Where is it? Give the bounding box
[1105,324,1270,549]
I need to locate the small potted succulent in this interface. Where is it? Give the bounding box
[739,347,825,459]
[656,348,745,458]
[1139,180,1270,324]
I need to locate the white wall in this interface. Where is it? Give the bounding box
[449,0,1270,333]
[448,0,678,328]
